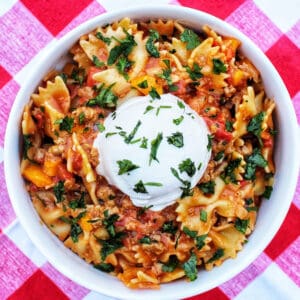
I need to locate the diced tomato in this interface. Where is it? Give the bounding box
[87,67,102,87]
[56,163,73,181]
[239,180,248,187]
[34,111,44,129]
[262,131,273,148]
[145,57,160,70]
[204,116,233,142]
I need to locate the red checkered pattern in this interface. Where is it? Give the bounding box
[0,0,299,299]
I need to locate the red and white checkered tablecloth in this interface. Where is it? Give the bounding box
[0,0,299,299]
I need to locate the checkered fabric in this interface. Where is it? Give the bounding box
[0,0,299,299]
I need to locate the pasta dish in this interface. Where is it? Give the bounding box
[20,18,275,288]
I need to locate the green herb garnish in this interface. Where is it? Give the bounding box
[214,151,224,161]
[107,29,137,65]
[262,186,273,199]
[55,116,74,133]
[195,234,207,250]
[146,29,160,58]
[225,120,233,132]
[78,112,85,125]
[92,55,105,67]
[23,134,32,159]
[96,123,105,132]
[207,134,213,150]
[116,56,132,80]
[54,180,65,203]
[94,263,114,273]
[95,31,111,45]
[149,87,161,100]
[124,120,142,144]
[177,100,185,109]
[212,58,227,74]
[173,115,184,125]
[234,218,249,234]
[247,112,265,145]
[180,29,201,50]
[156,105,172,116]
[183,253,198,281]
[138,80,148,89]
[197,180,215,195]
[162,221,178,235]
[103,210,120,238]
[183,226,197,238]
[144,105,154,114]
[133,180,148,193]
[167,132,184,148]
[98,232,125,260]
[117,159,140,175]
[149,132,163,164]
[200,210,207,222]
[244,148,268,180]
[139,236,152,244]
[60,211,86,243]
[162,255,179,272]
[140,137,148,149]
[221,158,242,183]
[179,158,196,177]
[87,83,117,108]
[185,62,203,80]
[207,248,224,264]
[69,192,86,209]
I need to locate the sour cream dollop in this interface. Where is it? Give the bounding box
[94,94,211,210]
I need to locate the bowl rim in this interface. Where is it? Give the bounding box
[4,4,300,300]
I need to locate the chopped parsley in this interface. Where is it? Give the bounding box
[221,158,242,184]
[144,105,154,114]
[116,56,132,80]
[96,123,105,132]
[234,218,249,234]
[139,236,152,244]
[207,248,224,264]
[170,167,192,198]
[98,231,125,260]
[244,148,268,180]
[137,205,153,216]
[103,210,119,238]
[149,132,163,164]
[197,180,216,195]
[162,255,179,272]
[144,182,163,187]
[162,221,178,235]
[262,186,273,199]
[200,210,207,222]
[156,105,172,116]
[195,234,207,250]
[55,116,74,133]
[183,226,197,238]
[138,80,148,89]
[95,31,111,45]
[69,192,86,209]
[60,211,86,243]
[167,132,184,148]
[59,73,67,83]
[185,62,203,81]
[173,115,184,125]
[23,134,32,159]
[117,159,140,175]
[54,181,65,203]
[197,162,202,170]
[180,29,201,50]
[212,58,227,74]
[146,29,160,58]
[70,68,85,86]
[225,120,233,132]
[92,55,105,67]
[149,87,161,100]
[107,29,137,65]
[86,83,117,108]
[179,158,196,177]
[78,112,85,125]
[177,100,185,109]
[247,112,265,145]
[159,61,178,92]
[140,137,148,149]
[183,253,198,281]
[94,262,114,273]
[214,151,224,162]
[133,180,148,193]
[124,120,142,144]
[207,134,213,150]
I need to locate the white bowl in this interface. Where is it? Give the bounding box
[4,5,300,300]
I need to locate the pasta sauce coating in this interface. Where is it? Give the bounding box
[21,18,275,289]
